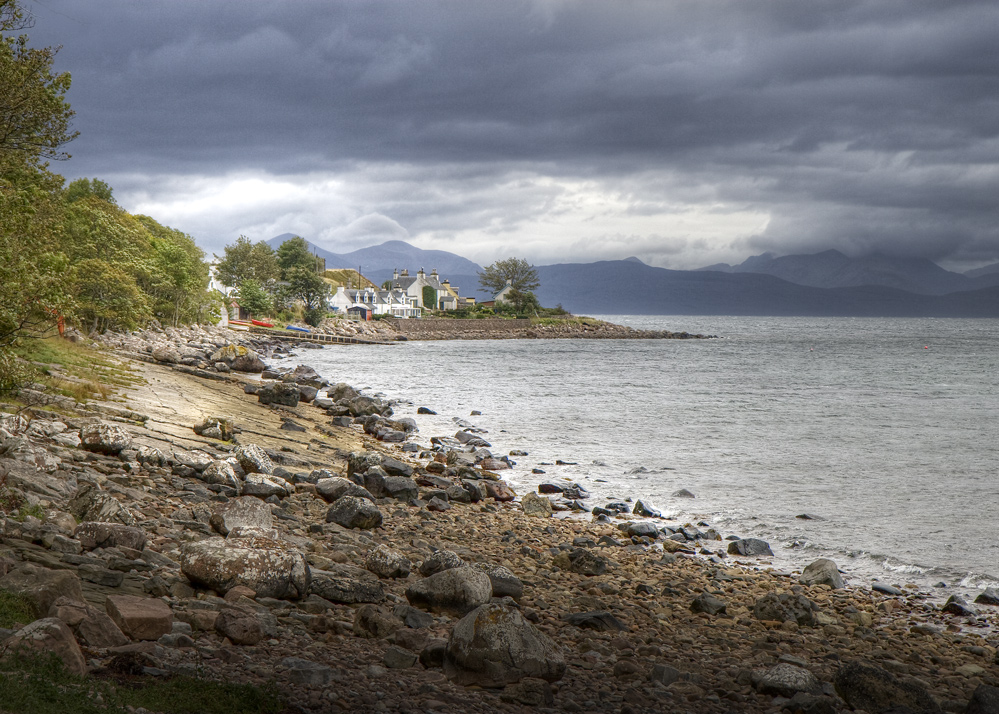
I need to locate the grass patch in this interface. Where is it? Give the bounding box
[0,652,284,714]
[12,335,142,403]
[0,591,37,628]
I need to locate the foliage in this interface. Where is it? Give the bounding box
[477,257,540,296]
[422,285,437,310]
[64,177,113,203]
[0,590,35,627]
[136,215,210,326]
[71,258,150,333]
[284,266,331,312]
[213,235,279,289]
[235,278,271,317]
[275,236,318,279]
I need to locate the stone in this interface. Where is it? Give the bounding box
[79,564,124,588]
[210,344,265,372]
[690,594,727,616]
[481,480,516,502]
[872,581,904,596]
[173,449,213,472]
[214,606,264,645]
[210,497,274,536]
[444,603,566,687]
[381,476,418,501]
[752,663,822,697]
[180,537,310,599]
[975,588,999,606]
[353,604,403,639]
[346,451,383,477]
[315,477,374,503]
[258,382,300,407]
[727,538,774,557]
[200,460,242,491]
[419,550,464,577]
[326,495,383,530]
[48,596,129,648]
[136,445,167,466]
[406,566,492,616]
[365,545,412,579]
[280,657,334,686]
[68,482,136,526]
[632,500,661,517]
[800,558,845,589]
[1,617,86,675]
[426,496,450,512]
[380,456,414,477]
[79,422,133,455]
[942,594,975,617]
[241,473,292,499]
[310,564,386,604]
[384,645,419,669]
[625,522,659,538]
[521,492,553,518]
[475,564,524,600]
[672,488,695,498]
[966,685,999,714]
[552,548,608,576]
[0,564,84,619]
[75,522,147,552]
[561,611,628,632]
[833,660,939,714]
[649,664,682,686]
[193,415,236,441]
[753,592,817,626]
[234,444,275,475]
[105,595,173,641]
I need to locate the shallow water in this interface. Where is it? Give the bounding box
[280,316,999,599]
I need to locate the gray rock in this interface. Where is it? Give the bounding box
[521,492,553,518]
[406,566,492,616]
[180,537,310,599]
[690,593,727,616]
[975,588,999,606]
[384,645,418,669]
[241,473,292,499]
[561,611,628,632]
[800,558,845,589]
[475,564,524,600]
[193,415,236,441]
[382,476,418,501]
[365,545,412,579]
[200,459,241,492]
[966,684,999,714]
[234,444,275,475]
[753,592,817,626]
[380,456,414,477]
[0,565,84,619]
[444,603,566,687]
[79,422,132,455]
[257,382,300,407]
[68,483,136,526]
[346,451,383,477]
[727,538,774,557]
[942,594,975,617]
[672,488,695,498]
[632,499,661,517]
[173,449,213,472]
[552,548,607,576]
[353,604,403,639]
[833,660,940,713]
[419,549,465,577]
[315,477,374,503]
[214,605,264,645]
[74,522,147,551]
[625,522,659,538]
[310,564,385,604]
[326,495,383,530]
[279,657,334,686]
[752,663,822,698]
[209,497,274,537]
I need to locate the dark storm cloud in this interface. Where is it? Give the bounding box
[23,0,999,268]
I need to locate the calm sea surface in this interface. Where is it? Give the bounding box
[280,316,999,598]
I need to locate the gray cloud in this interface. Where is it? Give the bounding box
[24,0,999,269]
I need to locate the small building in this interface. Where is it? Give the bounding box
[493,280,515,304]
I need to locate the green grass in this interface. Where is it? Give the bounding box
[0,652,284,714]
[0,591,37,628]
[12,335,143,403]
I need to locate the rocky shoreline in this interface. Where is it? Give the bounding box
[0,324,996,714]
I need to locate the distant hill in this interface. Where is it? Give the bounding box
[966,262,999,279]
[537,259,999,317]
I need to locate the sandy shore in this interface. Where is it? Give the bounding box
[0,326,996,713]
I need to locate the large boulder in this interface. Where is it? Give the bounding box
[521,492,553,518]
[753,592,817,627]
[346,451,382,478]
[258,383,300,407]
[406,566,492,616]
[234,444,275,475]
[727,538,774,557]
[419,550,464,577]
[79,422,132,455]
[105,595,173,641]
[752,663,823,698]
[444,603,566,687]
[0,565,84,619]
[74,522,147,552]
[365,545,412,579]
[326,495,383,530]
[315,477,374,503]
[180,537,310,599]
[210,344,265,373]
[193,415,236,441]
[799,558,845,589]
[241,473,292,499]
[310,565,386,604]
[475,564,524,600]
[200,459,242,492]
[1,617,86,675]
[210,497,274,537]
[834,660,939,713]
[214,606,264,645]
[48,596,129,648]
[68,483,137,526]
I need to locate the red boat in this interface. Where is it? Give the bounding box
[251,319,274,328]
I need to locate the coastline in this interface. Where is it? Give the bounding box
[0,324,996,713]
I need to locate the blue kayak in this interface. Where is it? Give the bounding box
[286,325,311,333]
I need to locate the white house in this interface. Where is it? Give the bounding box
[388,268,466,310]
[329,286,421,318]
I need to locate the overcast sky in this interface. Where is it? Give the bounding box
[25,0,999,270]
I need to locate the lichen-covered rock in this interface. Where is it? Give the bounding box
[552,548,607,576]
[193,415,236,441]
[752,663,822,698]
[241,473,292,499]
[406,566,492,616]
[200,459,242,492]
[79,422,132,455]
[315,477,374,503]
[365,545,412,579]
[209,344,265,373]
[444,603,566,687]
[310,564,386,604]
[0,565,84,619]
[419,550,464,577]
[799,558,845,589]
[1,617,86,675]
[234,444,275,475]
[521,492,553,518]
[68,483,137,526]
[326,495,383,530]
[834,660,939,714]
[209,497,274,537]
[257,383,300,407]
[180,537,310,600]
[74,522,147,552]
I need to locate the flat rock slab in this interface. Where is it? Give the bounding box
[105,594,173,641]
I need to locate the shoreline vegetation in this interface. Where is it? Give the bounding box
[0,324,996,714]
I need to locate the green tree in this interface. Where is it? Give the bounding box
[276,236,317,279]
[214,235,279,289]
[65,176,113,203]
[283,266,330,326]
[235,279,271,318]
[422,285,437,311]
[71,258,150,333]
[137,215,210,326]
[477,257,540,296]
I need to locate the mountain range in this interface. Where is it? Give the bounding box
[267,234,999,317]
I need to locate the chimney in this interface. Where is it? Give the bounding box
[401,269,409,277]
[418,267,425,279]
[392,268,399,280]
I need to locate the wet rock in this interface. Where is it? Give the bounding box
[105,595,173,641]
[233,444,275,475]
[633,500,661,517]
[310,564,385,604]
[1,617,86,675]
[209,497,274,536]
[79,421,133,455]
[872,582,904,596]
[180,537,310,599]
[975,588,999,606]
[326,495,383,530]
[752,663,822,697]
[365,545,412,579]
[942,594,975,617]
[74,522,147,552]
[444,603,566,687]
[258,383,300,407]
[552,548,608,576]
[419,550,465,577]
[672,488,695,498]
[521,492,553,518]
[406,566,492,616]
[214,606,264,645]
[727,538,774,557]
[624,522,659,538]
[800,558,845,589]
[833,660,939,713]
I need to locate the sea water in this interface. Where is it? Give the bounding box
[281,316,999,599]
